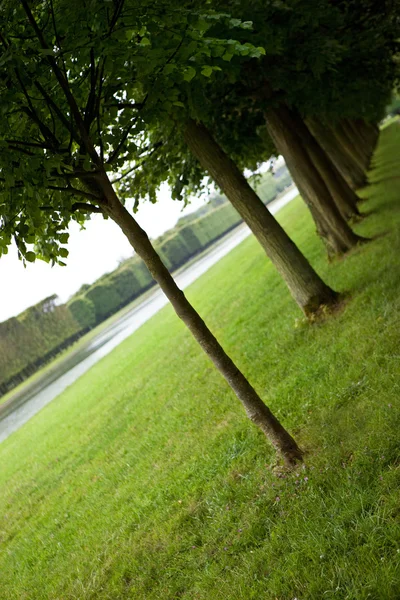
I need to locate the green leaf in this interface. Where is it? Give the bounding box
[59,247,69,258]
[25,251,36,262]
[183,66,196,82]
[201,65,213,78]
[196,18,209,32]
[164,64,175,75]
[140,37,151,46]
[59,233,69,244]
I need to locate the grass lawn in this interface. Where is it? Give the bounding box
[0,123,399,600]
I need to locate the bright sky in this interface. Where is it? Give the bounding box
[0,184,206,322]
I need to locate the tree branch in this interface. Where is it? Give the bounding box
[106,120,136,164]
[49,0,68,79]
[34,81,80,144]
[95,57,106,162]
[110,142,163,183]
[7,145,36,156]
[13,70,60,149]
[57,169,102,180]
[71,202,104,213]
[21,0,100,164]
[6,139,48,149]
[161,26,188,72]
[106,102,144,110]
[40,201,103,213]
[0,30,10,50]
[108,0,125,34]
[84,47,98,129]
[47,184,102,202]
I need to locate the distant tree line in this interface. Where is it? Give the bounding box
[0,296,81,395]
[0,170,291,396]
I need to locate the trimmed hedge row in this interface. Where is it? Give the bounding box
[75,258,155,326]
[0,296,81,394]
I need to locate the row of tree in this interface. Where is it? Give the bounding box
[0,0,398,463]
[0,296,80,395]
[0,170,290,394]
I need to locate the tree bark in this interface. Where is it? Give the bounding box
[306,117,368,191]
[342,119,379,169]
[335,120,370,171]
[92,172,303,466]
[265,105,365,257]
[285,112,361,221]
[184,119,338,317]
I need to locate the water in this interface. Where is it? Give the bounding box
[0,188,298,442]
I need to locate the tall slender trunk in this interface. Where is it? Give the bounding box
[265,105,365,257]
[306,117,367,191]
[286,112,361,221]
[335,121,370,171]
[183,119,338,317]
[93,172,302,466]
[343,119,379,169]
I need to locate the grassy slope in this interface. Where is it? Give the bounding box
[0,124,399,600]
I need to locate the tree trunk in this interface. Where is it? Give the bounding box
[184,119,338,317]
[306,117,367,191]
[343,119,379,169]
[337,120,371,171]
[93,172,302,466]
[286,112,361,221]
[265,105,365,257]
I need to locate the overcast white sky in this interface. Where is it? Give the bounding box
[0,184,206,322]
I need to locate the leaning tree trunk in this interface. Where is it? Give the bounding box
[93,172,302,466]
[183,119,338,317]
[306,117,368,191]
[265,105,365,258]
[342,119,379,169]
[332,120,370,172]
[285,111,361,221]
[341,120,370,169]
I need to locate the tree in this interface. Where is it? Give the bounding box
[109,267,143,305]
[305,117,368,191]
[177,0,398,254]
[86,282,122,322]
[0,0,302,464]
[0,295,80,390]
[183,119,338,310]
[264,104,366,257]
[68,296,97,329]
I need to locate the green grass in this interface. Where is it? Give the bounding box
[0,124,400,600]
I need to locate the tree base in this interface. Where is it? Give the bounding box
[281,446,304,467]
[303,289,340,319]
[304,292,352,323]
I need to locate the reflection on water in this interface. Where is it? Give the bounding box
[0,188,298,443]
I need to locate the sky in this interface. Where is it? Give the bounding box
[0,184,206,322]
